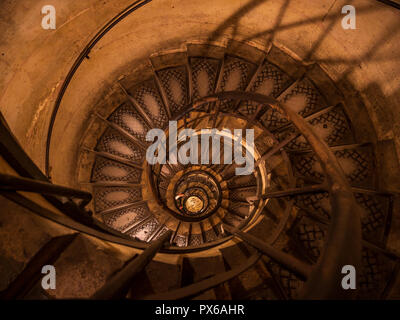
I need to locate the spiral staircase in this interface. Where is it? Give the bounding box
[0,0,400,301]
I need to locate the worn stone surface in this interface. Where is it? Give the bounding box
[48,235,124,298]
[182,254,226,283]
[0,195,68,291]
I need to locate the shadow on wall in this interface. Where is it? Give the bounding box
[207,0,400,69]
[202,0,400,187]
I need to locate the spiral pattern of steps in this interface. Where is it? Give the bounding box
[68,40,396,299]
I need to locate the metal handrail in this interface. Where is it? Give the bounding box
[142,90,362,299]
[180,91,362,299]
[377,0,400,10]
[45,0,152,178]
[3,0,376,297]
[3,89,363,298]
[0,173,92,207]
[0,110,94,224]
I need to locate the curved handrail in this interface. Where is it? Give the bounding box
[47,85,362,291]
[9,0,369,296]
[45,0,152,178]
[144,90,362,294]
[20,76,363,297]
[0,173,92,207]
[0,110,94,223]
[3,189,236,254]
[377,0,400,10]
[193,91,362,299]
[40,1,363,292]
[145,107,267,242]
